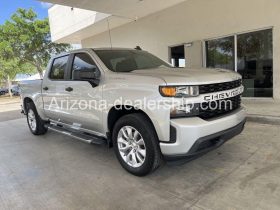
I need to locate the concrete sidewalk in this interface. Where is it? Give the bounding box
[0,96,21,113]
[243,99,280,125]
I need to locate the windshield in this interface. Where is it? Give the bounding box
[94,50,172,72]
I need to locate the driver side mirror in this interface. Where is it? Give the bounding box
[73,67,100,87]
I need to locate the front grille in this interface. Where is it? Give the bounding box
[198,95,241,119]
[199,79,242,94]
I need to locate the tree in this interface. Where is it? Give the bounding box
[0,8,71,77]
[0,59,21,97]
[0,58,36,97]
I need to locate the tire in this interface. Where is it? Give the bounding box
[112,113,162,176]
[26,102,48,135]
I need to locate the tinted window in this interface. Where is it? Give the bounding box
[72,53,97,76]
[237,29,273,97]
[49,56,69,80]
[206,36,235,70]
[95,50,171,72]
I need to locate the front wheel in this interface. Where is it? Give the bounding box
[26,102,48,135]
[112,113,162,176]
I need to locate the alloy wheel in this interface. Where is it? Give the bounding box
[117,126,146,168]
[27,109,37,132]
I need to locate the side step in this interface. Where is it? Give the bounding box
[47,124,107,145]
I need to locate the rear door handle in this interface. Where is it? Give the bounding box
[65,87,73,92]
[43,87,48,91]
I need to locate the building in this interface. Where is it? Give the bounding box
[43,0,279,99]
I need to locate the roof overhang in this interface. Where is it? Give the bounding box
[41,0,187,43]
[41,0,186,20]
[50,14,132,43]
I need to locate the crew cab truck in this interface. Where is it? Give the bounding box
[20,48,246,176]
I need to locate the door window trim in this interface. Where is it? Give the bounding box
[69,52,101,81]
[47,50,103,82]
[48,54,71,81]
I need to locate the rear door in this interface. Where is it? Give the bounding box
[42,54,72,121]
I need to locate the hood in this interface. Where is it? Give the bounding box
[130,67,241,85]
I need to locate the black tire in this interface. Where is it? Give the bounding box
[26,102,48,135]
[112,113,162,176]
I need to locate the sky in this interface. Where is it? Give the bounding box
[0,0,51,24]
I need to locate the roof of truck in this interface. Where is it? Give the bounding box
[52,47,143,59]
[93,47,140,51]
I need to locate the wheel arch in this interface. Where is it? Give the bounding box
[23,97,34,113]
[107,105,159,141]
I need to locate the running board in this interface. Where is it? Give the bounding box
[47,124,107,145]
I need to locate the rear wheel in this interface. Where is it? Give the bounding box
[26,102,48,135]
[112,113,162,176]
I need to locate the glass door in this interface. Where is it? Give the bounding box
[237,29,273,97]
[205,29,273,97]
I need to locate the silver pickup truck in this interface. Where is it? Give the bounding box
[20,48,246,176]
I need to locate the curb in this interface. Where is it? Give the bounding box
[247,114,280,125]
[0,102,20,105]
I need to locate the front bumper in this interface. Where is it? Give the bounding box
[160,107,246,160]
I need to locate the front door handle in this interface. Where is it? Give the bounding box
[65,87,73,92]
[43,87,48,91]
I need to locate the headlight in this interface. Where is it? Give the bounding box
[159,86,199,97]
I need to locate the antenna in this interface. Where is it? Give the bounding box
[106,15,138,50]
[106,18,113,49]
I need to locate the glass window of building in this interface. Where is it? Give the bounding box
[206,36,235,70]
[205,29,273,98]
[170,45,186,68]
[237,29,273,97]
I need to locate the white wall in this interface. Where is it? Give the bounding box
[81,0,280,99]
[49,5,109,43]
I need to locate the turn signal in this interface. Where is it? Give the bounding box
[160,87,177,97]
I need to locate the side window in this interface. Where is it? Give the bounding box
[72,53,99,80]
[49,56,69,80]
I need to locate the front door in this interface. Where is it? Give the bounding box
[63,52,104,134]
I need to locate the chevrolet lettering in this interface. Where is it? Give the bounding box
[204,86,244,101]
